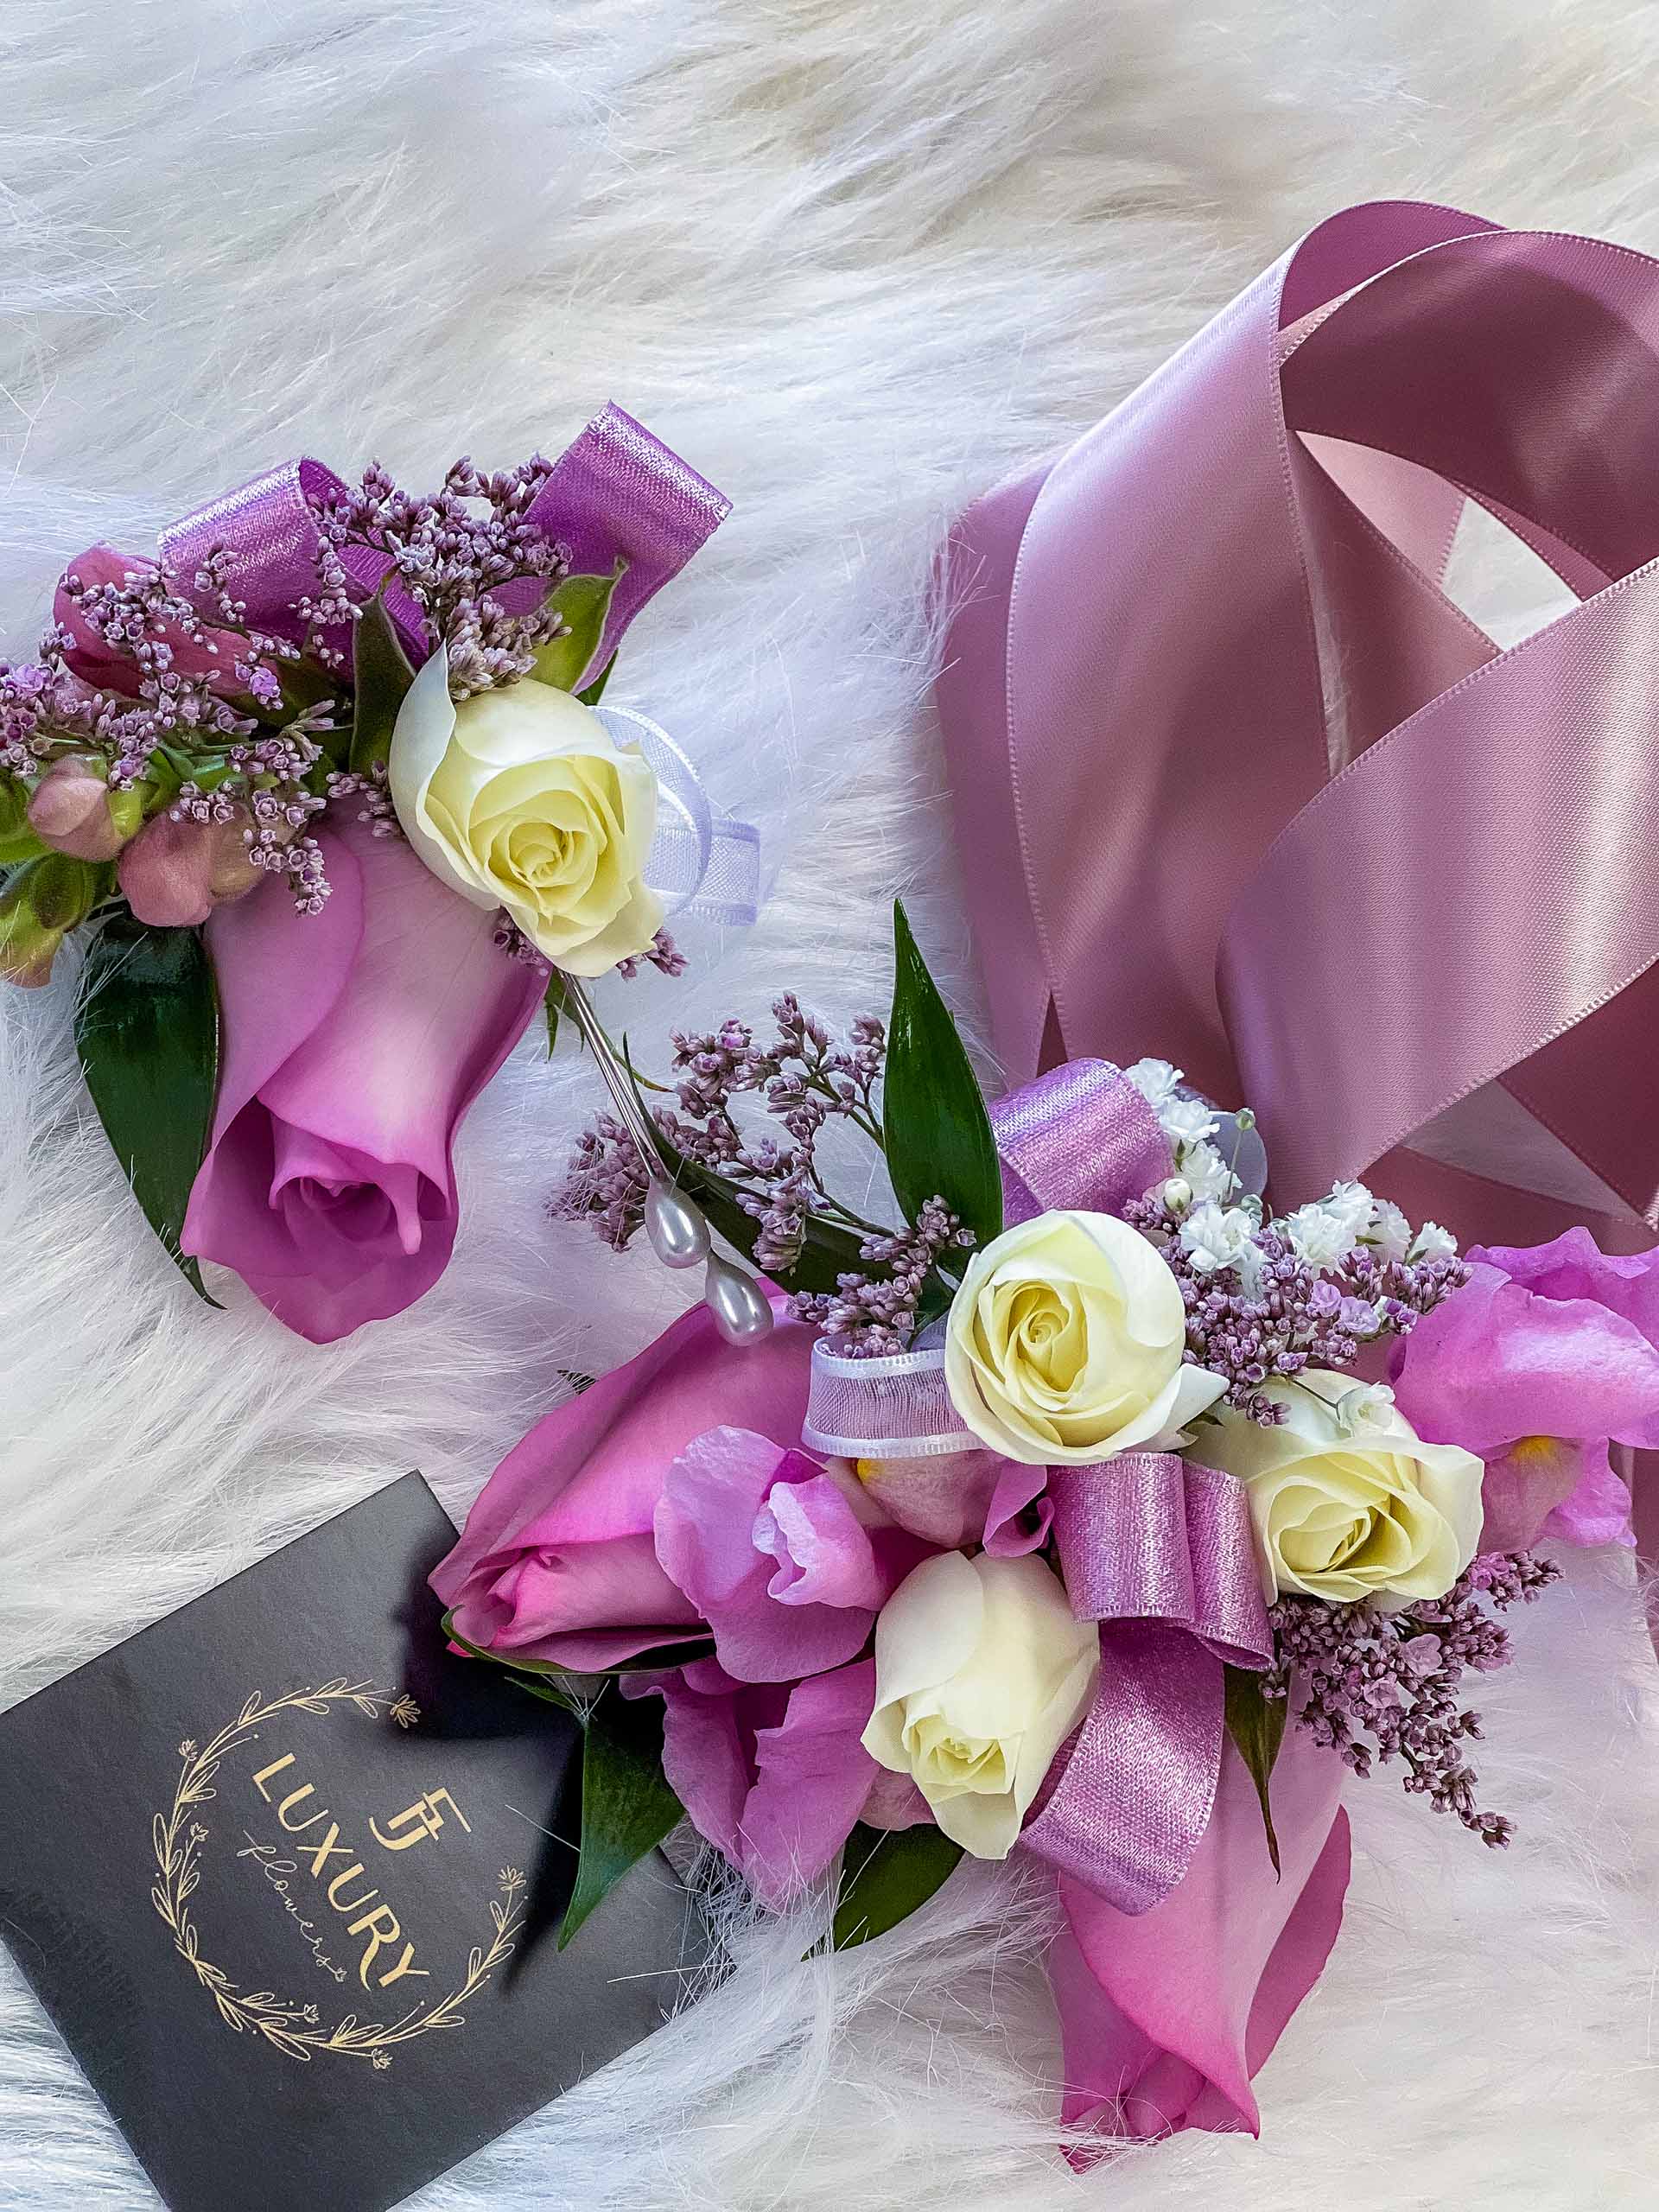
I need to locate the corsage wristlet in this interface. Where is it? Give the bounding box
[431,197,1659,2157]
[430,903,1648,2149]
[0,407,757,1342]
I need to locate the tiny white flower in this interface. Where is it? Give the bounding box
[1367,1199,1413,1262]
[1163,1096,1220,1147]
[1181,1140,1240,1205]
[1179,1201,1257,1274]
[1324,1180,1375,1236]
[1124,1057,1184,1109]
[1281,1200,1357,1268]
[1410,1221,1458,1262]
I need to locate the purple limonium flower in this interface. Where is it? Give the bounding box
[1390,1229,1659,1550]
[1266,1551,1560,1844]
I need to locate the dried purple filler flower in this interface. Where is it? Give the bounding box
[1264,1551,1561,1844]
[553,1000,967,1345]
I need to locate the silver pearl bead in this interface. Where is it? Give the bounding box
[644,1183,712,1270]
[703,1254,774,1345]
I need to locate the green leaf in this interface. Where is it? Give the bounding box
[1223,1664,1285,1877]
[531,567,625,693]
[561,1685,683,1949]
[348,590,416,776]
[831,1822,963,1949]
[882,901,1002,1250]
[575,652,616,707]
[75,918,222,1306]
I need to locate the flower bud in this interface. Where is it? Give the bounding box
[27,756,141,863]
[0,854,101,987]
[118,809,265,927]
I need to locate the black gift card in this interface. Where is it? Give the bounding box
[0,1474,704,2212]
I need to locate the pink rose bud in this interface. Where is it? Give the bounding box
[27,756,140,863]
[117,811,219,927]
[118,808,270,927]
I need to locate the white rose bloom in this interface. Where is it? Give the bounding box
[862,1552,1099,1859]
[1201,1371,1484,1608]
[1179,1202,1256,1274]
[389,647,663,977]
[944,1208,1224,1465]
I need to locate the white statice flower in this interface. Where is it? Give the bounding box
[1181,1139,1241,1205]
[1281,1199,1359,1268]
[1179,1201,1258,1274]
[1366,1198,1414,1262]
[1411,1221,1458,1262]
[1123,1057,1184,1109]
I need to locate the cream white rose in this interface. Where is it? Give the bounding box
[1200,1371,1484,1607]
[389,646,662,977]
[862,1551,1098,1859]
[944,1208,1224,1465]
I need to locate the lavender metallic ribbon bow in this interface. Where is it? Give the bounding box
[802,1056,1272,1914]
[156,404,759,924]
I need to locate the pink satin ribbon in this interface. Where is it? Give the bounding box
[937,200,1659,1267]
[160,402,728,682]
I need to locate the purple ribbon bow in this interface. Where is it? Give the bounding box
[159,403,729,680]
[1021,1452,1271,1914]
[801,1054,1273,1915]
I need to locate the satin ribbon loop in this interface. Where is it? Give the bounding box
[937,197,1659,1258]
[1022,1453,1271,1916]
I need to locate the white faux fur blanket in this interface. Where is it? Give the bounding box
[3,3,1659,2206]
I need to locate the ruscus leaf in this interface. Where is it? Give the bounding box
[1224,1663,1285,1876]
[348,590,416,776]
[882,900,1002,1250]
[560,1685,683,1949]
[830,1821,963,1949]
[76,918,221,1305]
[531,566,625,693]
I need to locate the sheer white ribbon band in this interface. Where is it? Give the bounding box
[800,1339,976,1459]
[599,703,762,927]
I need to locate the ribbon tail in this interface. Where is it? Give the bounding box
[1024,1624,1227,1916]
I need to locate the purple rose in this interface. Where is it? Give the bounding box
[431,1305,927,1677]
[1391,1228,1659,1550]
[181,811,545,1342]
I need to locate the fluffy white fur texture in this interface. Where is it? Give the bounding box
[3,1,1659,2204]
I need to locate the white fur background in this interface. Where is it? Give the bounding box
[4,2,1659,2204]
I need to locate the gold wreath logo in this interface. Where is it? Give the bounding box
[150,1681,524,2071]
